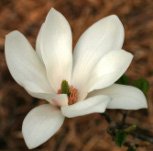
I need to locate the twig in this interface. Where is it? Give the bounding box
[132,131,153,144]
[101,112,112,123]
[121,110,128,126]
[99,111,153,151]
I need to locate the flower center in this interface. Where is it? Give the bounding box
[57,80,78,105]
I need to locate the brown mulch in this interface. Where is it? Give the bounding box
[0,0,153,151]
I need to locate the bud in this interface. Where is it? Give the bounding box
[124,125,136,133]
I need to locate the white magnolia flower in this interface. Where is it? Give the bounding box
[5,8,147,149]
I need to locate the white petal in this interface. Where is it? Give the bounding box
[41,8,72,92]
[22,104,65,149]
[61,95,111,118]
[24,84,68,106]
[36,23,44,61]
[5,31,53,98]
[23,83,68,106]
[72,15,124,100]
[47,94,68,107]
[88,84,148,110]
[88,49,133,92]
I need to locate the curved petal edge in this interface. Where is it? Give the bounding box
[22,104,65,149]
[61,95,111,118]
[88,84,148,110]
[88,49,133,92]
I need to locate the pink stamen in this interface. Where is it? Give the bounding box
[57,86,78,105]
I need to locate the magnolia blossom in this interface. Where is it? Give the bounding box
[5,8,147,149]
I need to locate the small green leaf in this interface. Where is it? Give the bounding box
[133,78,150,95]
[127,147,136,151]
[115,131,127,147]
[116,74,130,85]
[61,80,70,96]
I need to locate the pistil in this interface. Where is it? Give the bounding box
[58,80,78,105]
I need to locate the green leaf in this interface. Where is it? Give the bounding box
[116,74,130,85]
[133,78,150,95]
[127,147,136,151]
[115,131,127,147]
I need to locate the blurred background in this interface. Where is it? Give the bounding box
[0,0,153,151]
